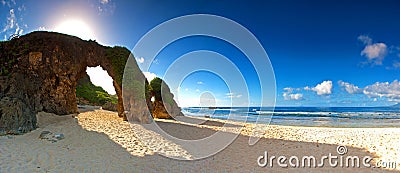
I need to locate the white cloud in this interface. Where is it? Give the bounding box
[136,57,145,64]
[97,0,116,15]
[197,81,203,85]
[283,81,332,101]
[283,87,293,92]
[363,80,400,102]
[282,88,303,100]
[338,80,362,94]
[38,26,46,31]
[2,9,15,33]
[283,87,300,92]
[357,35,372,45]
[1,0,15,7]
[283,92,303,100]
[1,0,27,41]
[302,81,333,95]
[196,89,201,92]
[358,35,388,65]
[17,4,25,12]
[361,43,387,65]
[311,80,333,95]
[14,25,22,35]
[100,0,109,4]
[225,92,242,98]
[143,72,157,82]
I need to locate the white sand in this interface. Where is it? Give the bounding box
[1,110,399,172]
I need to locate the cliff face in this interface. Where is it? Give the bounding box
[0,31,181,133]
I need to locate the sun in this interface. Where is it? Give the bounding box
[54,19,96,40]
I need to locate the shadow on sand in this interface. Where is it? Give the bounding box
[2,111,397,172]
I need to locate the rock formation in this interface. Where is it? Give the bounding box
[0,31,182,134]
[148,77,183,119]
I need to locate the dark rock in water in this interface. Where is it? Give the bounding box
[0,31,183,133]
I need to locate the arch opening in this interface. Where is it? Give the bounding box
[76,66,118,112]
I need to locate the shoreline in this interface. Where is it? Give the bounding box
[1,110,399,172]
[182,106,400,129]
[183,115,400,130]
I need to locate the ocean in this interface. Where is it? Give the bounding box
[182,106,400,128]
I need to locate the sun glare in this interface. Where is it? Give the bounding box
[54,19,96,40]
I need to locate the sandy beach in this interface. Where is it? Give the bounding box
[1,110,399,172]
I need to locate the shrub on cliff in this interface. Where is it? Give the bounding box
[76,82,117,106]
[149,77,163,101]
[75,73,117,108]
[105,46,131,86]
[149,77,175,106]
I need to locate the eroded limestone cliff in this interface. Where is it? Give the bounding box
[0,31,181,134]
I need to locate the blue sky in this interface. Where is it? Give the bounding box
[1,0,400,107]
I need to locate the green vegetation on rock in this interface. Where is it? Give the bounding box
[122,55,147,100]
[149,77,175,106]
[76,82,117,106]
[149,77,163,101]
[105,46,131,85]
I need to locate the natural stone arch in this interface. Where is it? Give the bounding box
[0,31,155,133]
[77,46,128,120]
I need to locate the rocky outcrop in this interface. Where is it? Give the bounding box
[0,31,182,133]
[0,97,35,134]
[102,102,118,112]
[151,100,183,119]
[148,77,183,119]
[122,57,152,123]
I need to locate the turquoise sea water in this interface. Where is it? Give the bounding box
[182,106,400,128]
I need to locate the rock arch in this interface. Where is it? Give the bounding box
[0,31,160,133]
